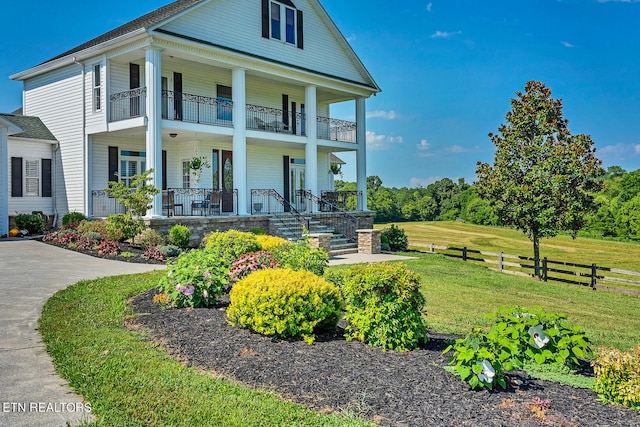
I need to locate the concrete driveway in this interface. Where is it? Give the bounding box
[0,239,163,427]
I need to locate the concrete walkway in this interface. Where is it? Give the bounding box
[0,240,163,427]
[0,240,412,427]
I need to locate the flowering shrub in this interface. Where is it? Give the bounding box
[593,343,640,409]
[158,249,229,308]
[271,237,329,276]
[444,307,591,390]
[340,262,426,352]
[203,230,260,266]
[255,235,291,251]
[227,268,343,344]
[168,224,190,249]
[228,251,280,284]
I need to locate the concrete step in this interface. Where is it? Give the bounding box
[329,247,359,256]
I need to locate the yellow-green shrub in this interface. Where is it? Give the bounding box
[594,344,640,409]
[256,234,291,251]
[202,230,260,265]
[227,268,343,344]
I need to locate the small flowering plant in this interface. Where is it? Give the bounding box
[228,251,280,285]
[186,155,210,185]
[158,249,229,308]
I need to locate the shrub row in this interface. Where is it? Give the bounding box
[594,343,640,410]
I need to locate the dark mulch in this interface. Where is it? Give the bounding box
[129,291,640,427]
[41,239,165,264]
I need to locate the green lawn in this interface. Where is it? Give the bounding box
[378,221,640,271]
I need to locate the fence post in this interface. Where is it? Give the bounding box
[591,264,597,290]
[498,252,503,272]
[430,243,434,254]
[462,247,467,262]
[542,257,548,282]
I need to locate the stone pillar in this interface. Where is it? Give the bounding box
[357,229,381,254]
[309,233,332,253]
[305,85,318,212]
[232,68,248,215]
[145,47,163,218]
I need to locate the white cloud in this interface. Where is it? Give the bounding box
[410,176,440,188]
[417,139,434,157]
[635,144,640,154]
[367,110,398,120]
[561,41,575,48]
[366,131,403,151]
[430,30,462,39]
[599,143,627,155]
[426,2,433,12]
[448,145,467,153]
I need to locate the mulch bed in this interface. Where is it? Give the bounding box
[41,239,165,265]
[129,290,640,427]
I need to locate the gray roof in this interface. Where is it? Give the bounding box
[43,0,205,65]
[0,114,56,141]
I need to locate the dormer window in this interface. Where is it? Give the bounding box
[262,0,303,49]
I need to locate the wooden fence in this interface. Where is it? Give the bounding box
[414,243,640,296]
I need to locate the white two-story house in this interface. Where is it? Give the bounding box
[9,0,380,238]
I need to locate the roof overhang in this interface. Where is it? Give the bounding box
[0,117,23,135]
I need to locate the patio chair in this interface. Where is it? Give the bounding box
[208,192,222,215]
[270,120,290,133]
[254,117,267,130]
[162,190,175,217]
[191,194,210,216]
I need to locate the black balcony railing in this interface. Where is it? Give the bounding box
[109,88,146,122]
[317,116,357,143]
[246,104,305,136]
[162,90,233,127]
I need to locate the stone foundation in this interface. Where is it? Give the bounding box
[308,233,332,252]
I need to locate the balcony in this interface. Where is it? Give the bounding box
[109,88,357,143]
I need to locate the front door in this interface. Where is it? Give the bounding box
[290,163,305,211]
[221,150,233,212]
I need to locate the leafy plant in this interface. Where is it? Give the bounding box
[96,239,121,256]
[159,249,229,308]
[159,245,182,258]
[107,213,143,242]
[228,251,280,284]
[593,343,640,409]
[144,246,165,261]
[271,237,329,276]
[203,230,261,266]
[15,213,45,234]
[57,229,80,245]
[227,268,343,344]
[381,224,408,251]
[250,227,267,235]
[256,234,291,251]
[77,219,109,240]
[340,262,426,351]
[168,224,191,249]
[136,228,166,249]
[62,212,86,229]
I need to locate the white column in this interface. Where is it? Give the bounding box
[0,126,8,236]
[356,96,367,211]
[145,47,163,218]
[305,85,318,212]
[232,68,248,215]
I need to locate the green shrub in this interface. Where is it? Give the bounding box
[107,213,143,242]
[81,231,102,241]
[159,244,182,258]
[203,230,260,266]
[271,238,329,276]
[250,227,267,235]
[381,224,408,251]
[227,268,343,344]
[168,224,191,249]
[159,249,229,308]
[62,212,86,229]
[594,344,640,409]
[136,228,166,249]
[76,219,109,239]
[340,262,426,351]
[444,307,592,390]
[15,213,45,234]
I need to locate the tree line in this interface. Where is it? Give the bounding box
[336,166,640,241]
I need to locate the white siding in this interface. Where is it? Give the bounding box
[7,139,54,215]
[24,64,84,215]
[159,0,370,86]
[86,59,107,132]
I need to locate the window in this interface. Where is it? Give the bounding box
[119,150,145,188]
[211,150,220,190]
[25,160,40,197]
[93,64,101,111]
[216,85,232,122]
[182,160,191,189]
[266,1,300,46]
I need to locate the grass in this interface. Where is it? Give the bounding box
[378,221,640,271]
[39,271,372,427]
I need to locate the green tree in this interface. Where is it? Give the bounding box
[476,81,604,277]
[616,195,640,240]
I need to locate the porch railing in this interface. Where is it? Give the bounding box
[246,104,305,136]
[109,88,147,122]
[319,190,363,212]
[250,189,309,240]
[296,190,359,241]
[317,117,357,143]
[162,90,233,127]
[91,188,237,217]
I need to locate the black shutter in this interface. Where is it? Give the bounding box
[283,156,290,203]
[108,146,119,182]
[129,63,140,89]
[174,72,183,121]
[42,159,52,198]
[291,102,297,135]
[11,157,22,197]
[261,0,270,38]
[297,10,304,49]
[282,94,289,127]
[162,150,167,190]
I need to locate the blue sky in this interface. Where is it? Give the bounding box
[1,1,639,188]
